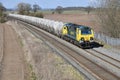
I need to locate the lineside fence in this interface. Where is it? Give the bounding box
[95,33,120,46]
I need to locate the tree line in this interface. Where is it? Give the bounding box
[0,2,6,23]
[17,2,43,18]
[17,3,41,14]
[95,0,120,38]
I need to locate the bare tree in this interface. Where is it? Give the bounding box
[17,3,25,14]
[86,6,93,14]
[25,3,31,14]
[0,2,6,23]
[17,2,31,15]
[96,0,120,38]
[0,2,6,14]
[55,6,63,14]
[33,4,41,13]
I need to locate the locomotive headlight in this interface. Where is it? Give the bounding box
[81,37,84,41]
[90,37,93,40]
[90,37,94,42]
[79,37,84,43]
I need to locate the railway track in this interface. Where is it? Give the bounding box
[17,20,120,80]
[86,49,120,69]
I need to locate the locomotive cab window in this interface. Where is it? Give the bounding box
[81,29,91,35]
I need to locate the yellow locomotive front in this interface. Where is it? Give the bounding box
[76,27,94,43]
[62,23,94,48]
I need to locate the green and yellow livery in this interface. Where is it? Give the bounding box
[62,23,94,47]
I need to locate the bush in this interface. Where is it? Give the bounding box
[34,12,44,18]
[0,14,7,23]
[28,12,34,16]
[29,12,44,18]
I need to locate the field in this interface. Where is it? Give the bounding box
[41,10,88,14]
[43,10,100,32]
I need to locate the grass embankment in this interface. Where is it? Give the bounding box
[55,55,84,80]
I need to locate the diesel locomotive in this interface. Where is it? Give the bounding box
[62,23,94,47]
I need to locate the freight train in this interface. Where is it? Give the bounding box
[8,14,94,48]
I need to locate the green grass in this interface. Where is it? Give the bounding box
[63,10,87,14]
[40,10,53,14]
[40,10,87,14]
[29,64,37,80]
[19,37,24,47]
[40,10,96,15]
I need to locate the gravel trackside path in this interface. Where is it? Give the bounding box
[0,24,28,80]
[0,24,4,73]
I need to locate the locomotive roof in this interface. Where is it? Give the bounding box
[64,23,91,29]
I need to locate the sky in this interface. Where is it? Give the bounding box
[0,0,94,9]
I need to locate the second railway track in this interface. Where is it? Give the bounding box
[16,20,120,80]
[86,49,120,69]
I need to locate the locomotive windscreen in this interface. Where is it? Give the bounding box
[81,28,92,35]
